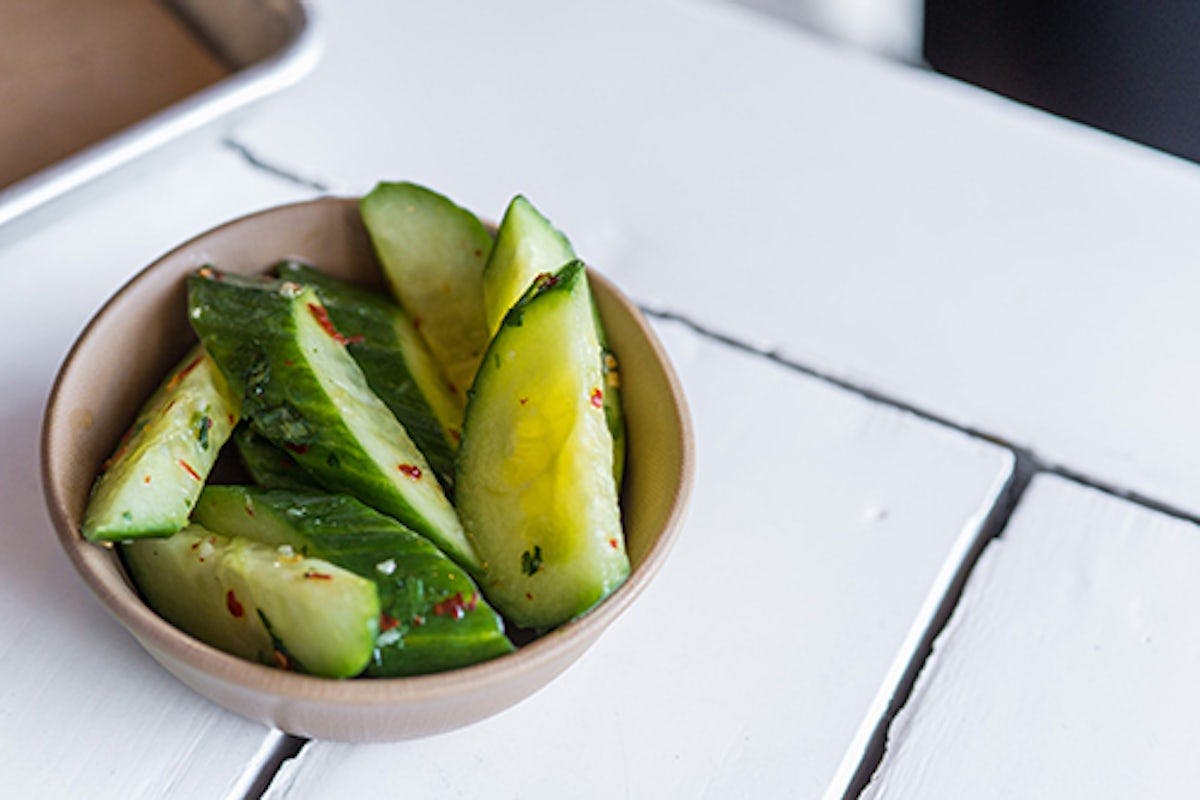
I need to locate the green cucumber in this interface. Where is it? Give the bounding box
[597,330,627,492]
[480,196,624,491]
[458,262,629,630]
[481,195,575,337]
[481,195,626,489]
[275,260,462,492]
[193,486,513,676]
[232,423,320,491]
[82,346,239,541]
[360,182,493,397]
[122,524,379,678]
[187,269,482,574]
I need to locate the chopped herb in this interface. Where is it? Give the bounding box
[242,357,270,398]
[255,403,314,444]
[326,452,341,469]
[521,545,543,576]
[194,414,213,449]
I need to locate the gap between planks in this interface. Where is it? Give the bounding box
[227,730,307,800]
[638,307,1200,797]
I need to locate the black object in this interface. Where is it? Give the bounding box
[925,1,1200,163]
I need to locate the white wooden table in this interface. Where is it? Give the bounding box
[5,1,1200,797]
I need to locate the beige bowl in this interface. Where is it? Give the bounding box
[41,197,693,741]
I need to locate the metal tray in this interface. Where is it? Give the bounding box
[0,0,321,232]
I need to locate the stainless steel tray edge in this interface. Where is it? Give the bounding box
[0,1,323,232]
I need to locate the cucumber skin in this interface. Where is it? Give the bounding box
[458,262,629,630]
[360,182,493,398]
[274,261,460,494]
[193,486,513,676]
[82,346,239,541]
[123,524,379,678]
[187,270,480,574]
[232,423,321,492]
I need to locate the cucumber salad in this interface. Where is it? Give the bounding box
[82,183,629,678]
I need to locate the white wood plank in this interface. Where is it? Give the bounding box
[232,0,1200,515]
[863,474,1200,799]
[264,320,1012,799]
[0,145,311,798]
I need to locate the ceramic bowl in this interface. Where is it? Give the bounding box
[41,197,693,741]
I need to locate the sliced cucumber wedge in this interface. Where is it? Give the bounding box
[360,182,493,398]
[82,346,239,541]
[275,260,462,492]
[481,195,626,490]
[457,262,629,630]
[482,195,575,337]
[187,269,482,575]
[194,486,514,676]
[122,524,379,678]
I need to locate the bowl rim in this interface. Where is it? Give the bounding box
[41,196,695,704]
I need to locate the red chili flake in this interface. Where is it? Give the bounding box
[101,445,128,470]
[225,590,244,618]
[590,388,604,408]
[245,504,255,517]
[379,612,400,631]
[304,570,333,581]
[473,248,483,257]
[519,397,529,406]
[178,459,201,481]
[608,538,619,550]
[307,302,364,345]
[283,359,295,367]
[525,592,533,600]
[283,442,309,455]
[411,615,425,627]
[166,355,205,392]
[397,463,422,480]
[432,592,478,620]
[535,272,559,290]
[227,413,235,426]
[448,428,461,442]
[446,381,457,394]
[143,475,151,484]
[273,650,291,670]
[190,541,200,551]
[412,316,422,331]
[161,399,177,417]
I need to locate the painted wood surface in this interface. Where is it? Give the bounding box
[231,0,1200,516]
[264,320,1012,799]
[863,474,1200,799]
[0,145,309,798]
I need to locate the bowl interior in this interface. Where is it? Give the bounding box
[41,197,693,736]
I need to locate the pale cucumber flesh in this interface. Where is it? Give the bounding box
[360,182,493,400]
[458,262,628,630]
[193,485,514,676]
[122,524,379,678]
[82,346,239,541]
